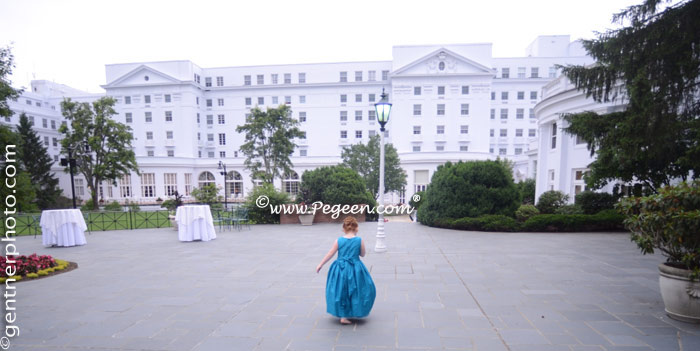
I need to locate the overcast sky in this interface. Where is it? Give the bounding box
[1,0,640,93]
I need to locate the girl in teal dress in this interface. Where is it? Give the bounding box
[316,217,376,324]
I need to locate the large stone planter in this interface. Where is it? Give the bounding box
[299,213,315,226]
[658,262,700,323]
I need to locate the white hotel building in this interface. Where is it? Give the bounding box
[5,35,598,206]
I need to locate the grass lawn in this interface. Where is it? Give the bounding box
[5,211,172,236]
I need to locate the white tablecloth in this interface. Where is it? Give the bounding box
[40,209,88,247]
[175,205,217,242]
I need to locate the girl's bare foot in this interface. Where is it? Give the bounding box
[340,318,352,324]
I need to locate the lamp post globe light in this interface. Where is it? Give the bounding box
[374,88,392,253]
[218,161,228,210]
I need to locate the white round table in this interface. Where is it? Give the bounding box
[40,209,88,247]
[175,205,217,242]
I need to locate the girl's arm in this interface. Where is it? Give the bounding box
[360,238,366,257]
[316,239,338,273]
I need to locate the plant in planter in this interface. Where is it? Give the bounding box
[617,180,700,323]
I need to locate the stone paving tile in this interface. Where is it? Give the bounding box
[6,223,700,350]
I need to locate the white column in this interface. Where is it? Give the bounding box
[375,129,387,253]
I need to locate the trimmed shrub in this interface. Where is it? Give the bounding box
[418,160,520,226]
[37,271,48,276]
[516,179,536,204]
[298,165,377,220]
[409,191,425,210]
[104,201,123,212]
[536,191,569,214]
[434,215,520,232]
[515,204,540,222]
[522,211,624,232]
[575,191,617,214]
[555,204,584,215]
[26,273,38,278]
[244,183,290,224]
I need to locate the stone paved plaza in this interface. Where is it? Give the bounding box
[5,220,700,350]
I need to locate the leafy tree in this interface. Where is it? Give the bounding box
[190,184,220,205]
[341,134,407,197]
[417,160,520,226]
[0,125,37,212]
[0,46,22,119]
[59,97,139,210]
[559,0,700,192]
[298,165,377,207]
[236,104,304,184]
[16,113,62,209]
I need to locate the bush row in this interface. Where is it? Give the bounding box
[432,210,625,232]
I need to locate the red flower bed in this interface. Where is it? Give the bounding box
[1,254,57,277]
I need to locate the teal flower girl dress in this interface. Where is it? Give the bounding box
[326,236,376,318]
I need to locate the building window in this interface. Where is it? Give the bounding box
[205,77,212,87]
[437,125,445,134]
[414,170,428,192]
[500,109,508,119]
[500,129,508,137]
[119,175,131,197]
[501,91,508,100]
[217,114,225,124]
[272,96,279,104]
[489,147,494,154]
[368,71,376,81]
[413,126,421,135]
[412,145,421,152]
[382,70,389,80]
[125,113,132,123]
[368,110,375,121]
[298,73,306,83]
[124,96,131,104]
[52,137,58,147]
[167,150,174,157]
[414,86,421,95]
[214,76,223,86]
[437,104,445,115]
[219,151,226,158]
[147,150,154,157]
[340,111,347,122]
[490,109,495,119]
[164,94,171,103]
[299,95,306,104]
[299,131,306,139]
[145,112,152,123]
[340,94,347,103]
[531,67,539,78]
[284,73,291,84]
[184,173,192,195]
[549,66,557,78]
[515,148,523,155]
[460,145,469,152]
[461,85,469,95]
[501,68,510,78]
[460,104,469,115]
[529,109,536,119]
[245,97,251,105]
[283,171,300,195]
[355,94,362,103]
[50,120,56,129]
[460,125,469,134]
[340,130,347,138]
[369,94,375,102]
[355,111,362,121]
[518,67,526,78]
[144,95,151,104]
[490,129,495,137]
[436,145,445,151]
[499,148,507,155]
[437,86,445,95]
[164,173,177,196]
[517,91,524,100]
[258,97,264,105]
[244,75,251,85]
[516,108,524,119]
[491,91,495,100]
[257,75,264,85]
[573,169,588,195]
[300,149,307,157]
[530,91,538,100]
[355,130,362,138]
[43,118,48,128]
[198,171,215,188]
[146,131,153,140]
[206,99,212,107]
[299,112,306,122]
[340,71,347,82]
[219,133,226,145]
[355,71,362,82]
[166,131,173,139]
[529,129,536,137]
[271,74,278,84]
[207,115,213,125]
[551,123,557,149]
[218,98,224,106]
[141,173,155,198]
[226,171,244,197]
[165,111,173,122]
[516,129,523,137]
[369,130,376,137]
[413,104,421,116]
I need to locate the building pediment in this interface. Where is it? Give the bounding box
[102,65,183,88]
[392,48,493,77]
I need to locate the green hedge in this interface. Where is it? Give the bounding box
[433,210,624,232]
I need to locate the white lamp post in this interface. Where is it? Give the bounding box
[374,88,392,253]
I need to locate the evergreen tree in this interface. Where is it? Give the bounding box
[560,0,700,192]
[16,113,62,209]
